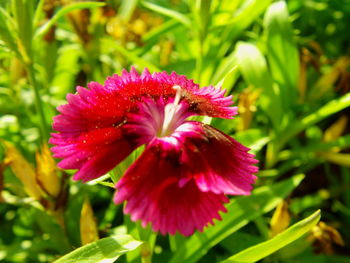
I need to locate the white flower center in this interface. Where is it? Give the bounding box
[159,85,182,137]
[125,85,194,145]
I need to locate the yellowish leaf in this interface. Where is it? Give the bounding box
[160,40,174,66]
[313,56,350,99]
[4,142,42,200]
[323,115,348,143]
[270,200,291,237]
[298,48,309,101]
[238,88,260,131]
[0,160,10,202]
[80,198,99,245]
[319,152,350,167]
[36,144,61,198]
[309,221,344,254]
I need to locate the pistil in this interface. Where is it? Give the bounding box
[160,85,182,137]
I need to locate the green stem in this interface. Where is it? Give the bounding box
[26,61,49,143]
[195,38,204,83]
[140,242,152,263]
[254,216,270,240]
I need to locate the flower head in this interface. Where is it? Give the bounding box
[50,68,258,236]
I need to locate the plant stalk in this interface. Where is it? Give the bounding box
[26,61,49,143]
[141,242,152,263]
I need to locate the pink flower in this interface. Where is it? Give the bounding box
[50,68,258,236]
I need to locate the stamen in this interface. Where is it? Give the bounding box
[161,85,182,137]
[172,85,182,106]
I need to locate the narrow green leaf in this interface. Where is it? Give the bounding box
[53,235,142,263]
[216,0,272,58]
[221,210,321,263]
[34,2,105,40]
[114,44,161,72]
[142,19,179,43]
[0,7,20,56]
[170,174,304,263]
[192,0,212,41]
[141,1,191,28]
[13,0,35,55]
[235,42,282,129]
[278,134,350,161]
[215,65,239,94]
[33,0,45,27]
[51,44,81,97]
[118,0,138,23]
[276,92,350,151]
[211,50,237,85]
[264,1,299,107]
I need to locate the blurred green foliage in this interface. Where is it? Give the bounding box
[0,0,350,262]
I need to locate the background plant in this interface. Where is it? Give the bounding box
[0,0,349,262]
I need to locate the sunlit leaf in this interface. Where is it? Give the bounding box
[275,92,350,152]
[141,1,191,28]
[264,1,299,107]
[0,7,20,56]
[54,235,142,263]
[113,41,161,72]
[270,200,291,237]
[3,141,42,200]
[237,88,260,131]
[36,144,61,198]
[170,174,304,263]
[215,0,272,57]
[311,56,350,100]
[118,0,138,23]
[34,2,105,40]
[235,42,282,129]
[323,115,348,143]
[12,0,35,57]
[142,19,179,43]
[80,198,99,245]
[33,0,45,27]
[221,210,321,263]
[51,44,81,97]
[318,152,350,168]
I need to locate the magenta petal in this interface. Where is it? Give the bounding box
[50,68,259,236]
[179,122,258,195]
[114,139,229,236]
[50,129,136,182]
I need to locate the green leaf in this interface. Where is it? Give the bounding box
[51,44,81,97]
[33,0,45,27]
[215,0,272,58]
[114,43,161,72]
[142,19,179,43]
[221,210,321,263]
[235,42,282,129]
[264,1,299,108]
[169,174,304,263]
[12,0,35,56]
[211,50,237,85]
[0,7,20,56]
[141,1,191,28]
[276,92,350,151]
[234,129,270,154]
[34,2,105,40]
[53,235,142,263]
[191,0,212,41]
[214,65,239,95]
[118,0,138,22]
